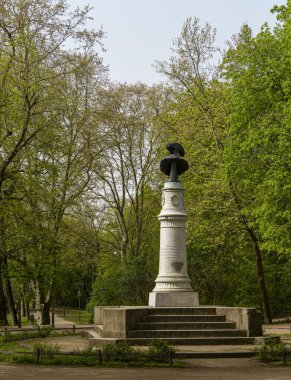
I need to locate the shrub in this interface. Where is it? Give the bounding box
[254,341,287,362]
[73,345,96,354]
[33,342,59,358]
[148,339,176,357]
[103,342,136,359]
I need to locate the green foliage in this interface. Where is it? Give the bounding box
[154,3,291,318]
[253,341,288,362]
[102,341,176,366]
[103,342,136,357]
[0,327,52,343]
[221,8,291,257]
[32,342,59,358]
[73,345,96,354]
[88,254,156,307]
[148,339,176,356]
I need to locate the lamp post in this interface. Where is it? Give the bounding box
[77,290,81,322]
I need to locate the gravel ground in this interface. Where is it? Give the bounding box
[0,361,291,380]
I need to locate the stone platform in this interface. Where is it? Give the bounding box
[90,306,264,346]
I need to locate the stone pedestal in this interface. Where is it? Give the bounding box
[149,181,199,307]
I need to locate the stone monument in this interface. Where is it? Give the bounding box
[91,142,263,346]
[149,143,199,307]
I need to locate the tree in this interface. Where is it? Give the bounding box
[0,0,105,325]
[220,4,290,321]
[222,7,291,257]
[87,83,165,307]
[154,14,289,323]
[91,83,163,261]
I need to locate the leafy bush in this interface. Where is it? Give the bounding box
[103,342,136,359]
[254,341,287,362]
[33,342,59,358]
[37,326,53,338]
[8,355,36,365]
[73,345,96,354]
[88,254,156,307]
[102,340,176,365]
[148,339,176,357]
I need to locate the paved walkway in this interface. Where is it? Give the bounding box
[0,362,291,380]
[264,323,291,336]
[0,312,94,331]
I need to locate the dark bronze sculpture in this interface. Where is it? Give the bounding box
[160,143,189,182]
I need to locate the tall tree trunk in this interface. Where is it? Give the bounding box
[34,284,51,325]
[231,187,272,324]
[41,281,53,325]
[34,280,41,326]
[4,277,18,325]
[0,212,8,325]
[21,300,26,317]
[25,299,30,321]
[41,301,51,325]
[245,225,272,324]
[0,265,8,326]
[3,258,18,325]
[22,289,30,320]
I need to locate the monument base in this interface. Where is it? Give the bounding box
[148,291,199,307]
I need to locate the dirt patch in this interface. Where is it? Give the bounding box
[21,335,89,352]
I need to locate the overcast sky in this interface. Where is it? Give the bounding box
[67,0,285,84]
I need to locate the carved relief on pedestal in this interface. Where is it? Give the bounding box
[171,261,184,271]
[160,220,185,228]
[162,193,165,207]
[156,281,191,290]
[170,194,180,207]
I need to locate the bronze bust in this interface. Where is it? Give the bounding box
[160,143,189,182]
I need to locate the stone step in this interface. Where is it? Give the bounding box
[125,337,256,346]
[142,314,226,323]
[148,307,217,315]
[128,329,248,338]
[134,322,236,330]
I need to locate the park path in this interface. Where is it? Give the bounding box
[10,311,94,330]
[53,313,74,326]
[52,312,94,329]
[0,361,291,380]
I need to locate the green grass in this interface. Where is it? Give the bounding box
[0,326,78,344]
[7,314,31,327]
[0,353,183,367]
[0,340,28,351]
[0,340,31,363]
[55,308,92,324]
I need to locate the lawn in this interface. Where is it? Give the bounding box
[7,314,31,327]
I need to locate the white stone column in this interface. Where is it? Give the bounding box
[149,181,199,307]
